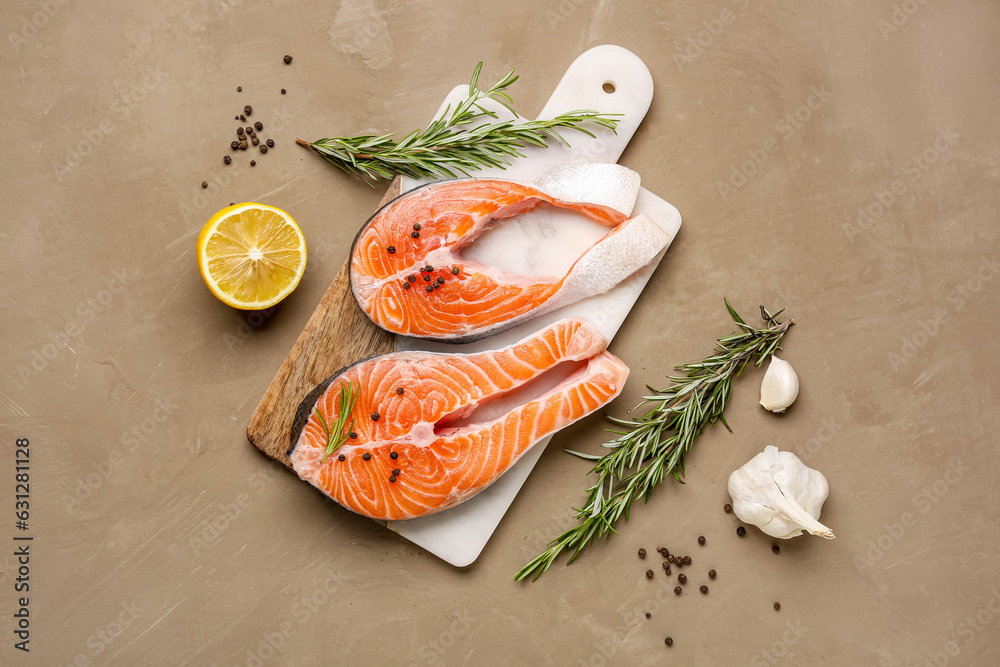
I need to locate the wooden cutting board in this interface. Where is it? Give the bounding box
[248,45,681,565]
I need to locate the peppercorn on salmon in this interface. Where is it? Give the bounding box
[349,163,670,342]
[289,317,628,521]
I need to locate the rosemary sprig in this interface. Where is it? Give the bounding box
[515,301,794,582]
[296,62,621,185]
[315,381,359,463]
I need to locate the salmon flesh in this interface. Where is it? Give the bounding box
[349,164,671,342]
[289,317,629,521]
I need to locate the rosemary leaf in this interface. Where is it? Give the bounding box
[316,381,359,463]
[515,300,793,582]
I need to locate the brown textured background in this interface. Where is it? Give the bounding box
[2,1,999,665]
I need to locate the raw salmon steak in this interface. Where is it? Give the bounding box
[349,163,671,343]
[289,317,629,521]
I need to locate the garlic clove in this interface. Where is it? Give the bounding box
[759,356,799,413]
[728,446,834,540]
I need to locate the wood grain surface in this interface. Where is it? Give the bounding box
[246,178,402,468]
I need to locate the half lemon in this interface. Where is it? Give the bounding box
[197,203,307,310]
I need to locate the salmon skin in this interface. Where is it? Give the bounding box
[349,163,671,343]
[289,317,629,521]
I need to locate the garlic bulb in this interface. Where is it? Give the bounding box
[728,446,834,540]
[759,356,798,412]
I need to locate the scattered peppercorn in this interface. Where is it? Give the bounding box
[250,160,256,166]
[412,222,422,230]
[667,555,674,563]
[392,468,400,475]
[663,565,671,575]
[700,585,708,594]
[425,285,433,292]
[678,574,687,584]
[235,115,240,120]
[362,452,371,461]
[436,277,444,284]
[772,545,780,554]
[774,602,781,611]
[452,266,460,274]
[387,246,396,254]
[284,55,292,64]
[724,503,732,513]
[396,387,404,395]
[231,140,239,150]
[389,475,397,483]
[645,613,651,619]
[390,451,399,459]
[371,412,380,421]
[237,86,242,92]
[259,145,267,153]
[350,432,357,439]
[683,556,692,565]
[645,570,654,579]
[664,637,673,647]
[403,283,410,290]
[423,275,431,281]
[244,105,252,115]
[407,275,416,282]
[224,155,232,164]
[201,181,208,189]
[424,265,433,272]
[698,536,705,545]
[266,138,275,147]
[281,88,286,94]
[240,114,246,121]
[737,526,746,537]
[239,141,248,150]
[708,569,716,579]
[673,586,682,595]
[337,454,345,461]
[638,548,647,559]
[252,137,260,146]
[411,231,420,238]
[254,121,263,131]
[237,127,245,136]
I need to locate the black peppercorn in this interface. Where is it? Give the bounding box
[683,556,692,565]
[396,387,404,395]
[638,548,646,559]
[250,160,256,166]
[362,452,371,461]
[389,475,396,483]
[423,275,430,281]
[237,86,242,92]
[737,526,746,537]
[223,155,231,164]
[387,246,395,254]
[436,277,444,284]
[371,412,380,421]
[698,536,705,545]
[239,140,248,150]
[645,570,654,579]
[667,554,674,563]
[724,503,732,513]
[259,145,267,153]
[700,585,708,594]
[708,569,716,579]
[338,454,345,461]
[281,88,286,94]
[390,451,399,459]
[424,265,433,272]
[645,613,651,619]
[231,140,239,150]
[252,137,260,146]
[254,121,263,131]
[403,283,410,290]
[673,586,682,595]
[774,602,781,611]
[772,545,780,554]
[411,231,420,238]
[392,469,400,475]
[235,115,240,120]
[240,114,246,121]
[266,138,274,147]
[678,574,687,584]
[664,637,673,647]
[662,563,670,573]
[350,432,357,439]
[413,223,421,230]
[237,127,245,136]
[452,266,460,274]
[244,105,252,115]
[201,181,208,189]
[283,55,292,64]
[426,285,433,292]
[407,275,416,282]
